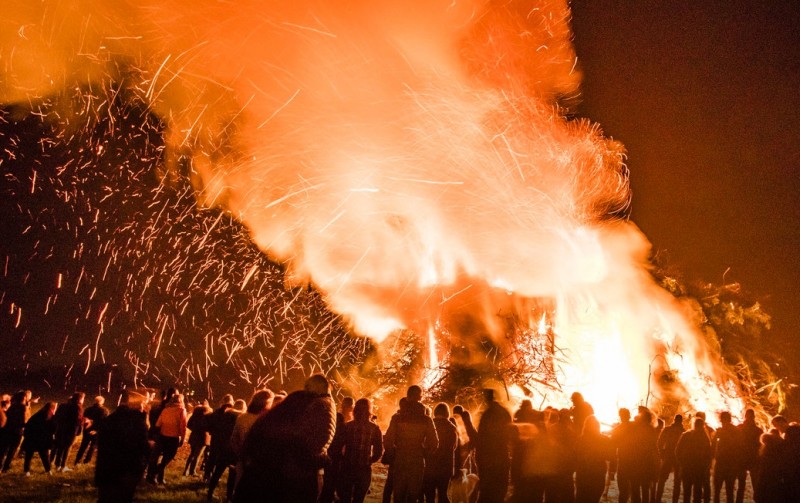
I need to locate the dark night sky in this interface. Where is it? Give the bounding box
[570,1,800,361]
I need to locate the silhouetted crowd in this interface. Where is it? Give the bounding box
[1,381,799,503]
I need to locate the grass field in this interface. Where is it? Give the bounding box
[0,438,755,502]
[0,439,389,503]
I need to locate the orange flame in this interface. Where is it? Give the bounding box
[1,0,744,424]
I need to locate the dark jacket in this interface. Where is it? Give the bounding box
[54,401,83,439]
[426,416,458,478]
[208,407,241,464]
[95,405,149,486]
[675,428,712,475]
[236,390,336,502]
[3,403,28,436]
[22,408,56,451]
[384,401,438,468]
[83,403,109,433]
[331,417,383,469]
[657,422,684,463]
[187,407,211,447]
[476,401,512,470]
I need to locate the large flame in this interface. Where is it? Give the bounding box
[1,0,743,423]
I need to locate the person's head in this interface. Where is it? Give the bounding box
[94,396,105,407]
[719,411,732,425]
[695,411,706,421]
[304,374,330,396]
[341,396,355,414]
[618,408,631,422]
[744,409,756,421]
[10,391,26,405]
[433,402,450,419]
[636,408,653,426]
[71,392,85,407]
[221,394,235,407]
[193,404,209,415]
[453,404,464,416]
[482,388,495,404]
[233,399,247,412]
[571,392,585,406]
[247,389,274,414]
[582,415,600,436]
[169,393,184,408]
[353,398,371,421]
[406,385,422,403]
[693,417,705,431]
[771,415,790,434]
[165,387,179,403]
[673,414,683,427]
[519,400,533,411]
[121,390,147,411]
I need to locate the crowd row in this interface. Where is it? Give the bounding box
[1,381,798,503]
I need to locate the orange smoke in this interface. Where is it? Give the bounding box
[1,0,743,423]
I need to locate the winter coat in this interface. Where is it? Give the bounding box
[675,428,712,475]
[187,407,211,447]
[22,408,56,451]
[95,406,149,486]
[235,390,336,501]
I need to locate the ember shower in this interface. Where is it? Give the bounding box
[1,0,743,420]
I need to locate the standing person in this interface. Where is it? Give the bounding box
[0,391,28,473]
[628,409,659,503]
[22,402,57,476]
[381,398,407,503]
[52,392,84,472]
[575,415,612,503]
[475,389,512,503]
[735,409,761,503]
[423,402,458,503]
[676,418,713,503]
[610,408,634,503]
[146,393,187,485]
[75,395,109,465]
[656,415,685,503]
[694,412,714,503]
[782,424,800,501]
[235,374,337,503]
[712,412,742,503]
[570,393,595,435]
[384,385,438,503]
[753,428,788,503]
[95,391,150,503]
[230,389,273,493]
[321,395,354,503]
[207,398,245,501]
[148,388,178,441]
[550,408,578,503]
[203,394,234,481]
[184,402,212,476]
[333,398,383,503]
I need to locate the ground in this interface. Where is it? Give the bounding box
[0,440,755,502]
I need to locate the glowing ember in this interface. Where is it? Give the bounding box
[0,0,745,422]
